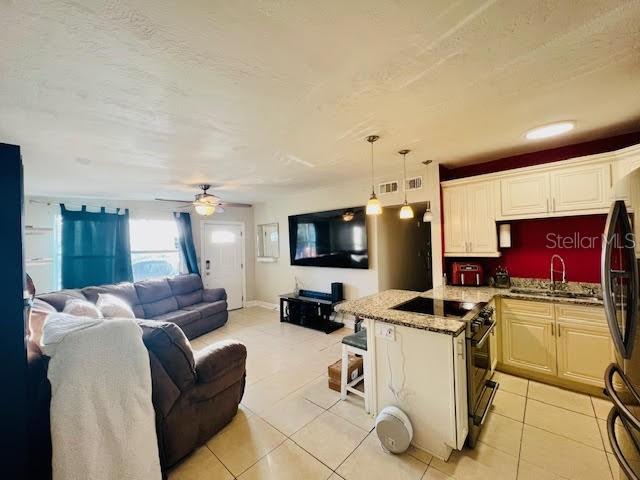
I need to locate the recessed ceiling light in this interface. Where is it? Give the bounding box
[525,121,575,140]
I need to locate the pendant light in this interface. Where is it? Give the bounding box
[422,160,433,222]
[398,149,414,219]
[365,135,382,215]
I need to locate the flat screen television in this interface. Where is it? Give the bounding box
[288,207,368,269]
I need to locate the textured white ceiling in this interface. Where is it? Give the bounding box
[1,1,639,202]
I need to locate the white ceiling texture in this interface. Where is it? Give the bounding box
[1,1,639,203]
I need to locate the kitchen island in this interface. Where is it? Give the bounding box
[335,282,604,461]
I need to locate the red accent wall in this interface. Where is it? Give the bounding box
[445,215,608,283]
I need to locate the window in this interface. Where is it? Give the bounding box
[130,219,182,281]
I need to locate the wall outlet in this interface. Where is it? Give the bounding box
[376,324,395,341]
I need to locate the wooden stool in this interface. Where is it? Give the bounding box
[341,329,370,413]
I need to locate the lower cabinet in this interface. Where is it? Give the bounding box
[502,314,557,376]
[556,321,615,387]
[500,299,613,388]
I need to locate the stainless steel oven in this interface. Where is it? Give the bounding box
[466,305,499,447]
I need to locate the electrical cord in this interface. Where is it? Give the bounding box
[386,331,407,402]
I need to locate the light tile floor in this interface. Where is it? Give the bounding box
[169,307,618,480]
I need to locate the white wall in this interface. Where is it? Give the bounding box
[253,163,442,304]
[24,196,256,299]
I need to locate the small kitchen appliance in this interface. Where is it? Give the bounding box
[451,262,485,286]
[494,266,511,289]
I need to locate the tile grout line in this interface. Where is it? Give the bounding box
[515,379,530,480]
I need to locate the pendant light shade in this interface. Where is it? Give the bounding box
[398,149,414,220]
[400,202,414,219]
[366,194,382,215]
[422,200,433,222]
[365,135,382,216]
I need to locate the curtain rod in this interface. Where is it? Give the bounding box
[28,199,184,213]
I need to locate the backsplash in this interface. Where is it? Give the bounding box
[509,277,602,296]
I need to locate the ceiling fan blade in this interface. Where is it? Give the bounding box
[215,206,225,213]
[218,202,252,208]
[155,198,192,203]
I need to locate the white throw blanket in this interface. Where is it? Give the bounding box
[41,313,161,480]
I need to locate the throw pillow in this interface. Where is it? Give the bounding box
[63,299,103,318]
[97,293,135,319]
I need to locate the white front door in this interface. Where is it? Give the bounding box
[202,223,244,310]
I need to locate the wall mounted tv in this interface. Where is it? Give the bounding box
[288,207,368,269]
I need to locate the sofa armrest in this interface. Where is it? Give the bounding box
[195,340,246,385]
[138,320,196,391]
[202,288,227,303]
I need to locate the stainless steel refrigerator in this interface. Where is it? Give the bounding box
[602,200,640,479]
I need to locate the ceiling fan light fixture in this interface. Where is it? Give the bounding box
[194,203,216,216]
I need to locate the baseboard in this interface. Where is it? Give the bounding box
[244,300,280,311]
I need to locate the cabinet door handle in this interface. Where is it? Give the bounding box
[546,198,549,213]
[551,323,555,336]
[469,241,472,252]
[557,326,561,337]
[552,198,556,212]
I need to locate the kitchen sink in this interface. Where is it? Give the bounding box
[509,287,602,301]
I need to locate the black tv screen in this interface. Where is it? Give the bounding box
[289,207,368,269]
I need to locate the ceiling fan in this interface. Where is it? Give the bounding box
[155,184,251,216]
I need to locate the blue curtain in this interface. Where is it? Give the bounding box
[174,212,200,275]
[60,205,133,288]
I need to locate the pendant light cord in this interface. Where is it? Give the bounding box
[370,142,375,195]
[402,152,408,203]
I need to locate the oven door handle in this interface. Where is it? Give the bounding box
[472,320,496,348]
[607,407,640,480]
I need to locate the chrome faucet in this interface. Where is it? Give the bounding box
[550,254,567,291]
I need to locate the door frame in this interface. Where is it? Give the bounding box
[200,220,247,309]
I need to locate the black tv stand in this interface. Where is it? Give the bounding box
[279,289,344,334]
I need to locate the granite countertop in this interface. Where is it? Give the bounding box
[335,290,468,336]
[335,280,604,336]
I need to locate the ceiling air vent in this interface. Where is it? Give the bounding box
[406,176,423,191]
[378,181,399,195]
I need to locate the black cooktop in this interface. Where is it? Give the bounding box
[392,296,482,318]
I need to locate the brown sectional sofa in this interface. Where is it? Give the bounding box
[29,274,247,477]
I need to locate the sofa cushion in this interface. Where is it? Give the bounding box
[143,296,180,318]
[183,301,227,318]
[152,309,200,328]
[167,274,203,295]
[168,274,204,308]
[135,277,174,304]
[37,290,86,312]
[82,283,144,318]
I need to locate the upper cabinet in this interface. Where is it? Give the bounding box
[443,180,499,257]
[550,163,610,213]
[501,173,550,217]
[500,162,612,219]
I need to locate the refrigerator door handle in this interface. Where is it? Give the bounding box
[601,200,639,359]
[607,407,640,480]
[605,363,640,432]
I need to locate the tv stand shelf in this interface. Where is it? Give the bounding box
[279,290,344,334]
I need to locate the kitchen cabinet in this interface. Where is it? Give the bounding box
[550,163,610,212]
[555,304,614,388]
[499,299,614,389]
[500,173,550,217]
[442,181,499,257]
[502,312,557,376]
